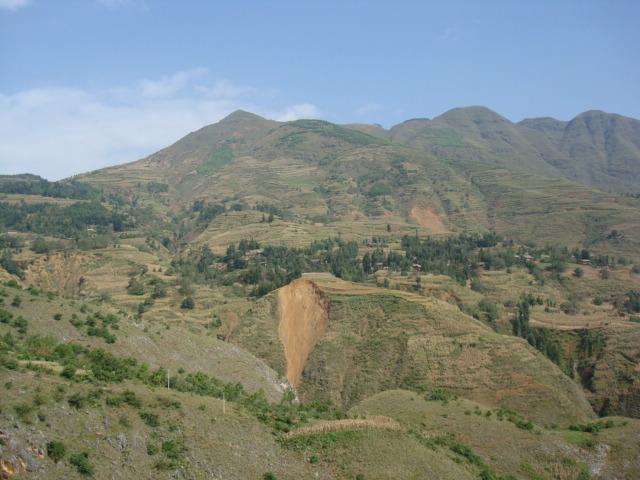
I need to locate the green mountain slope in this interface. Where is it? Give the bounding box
[79,110,640,260]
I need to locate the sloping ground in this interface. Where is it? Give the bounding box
[277,279,329,386]
[352,389,640,480]
[0,284,285,401]
[284,416,401,438]
[587,324,640,418]
[461,163,640,260]
[545,323,640,419]
[0,371,329,480]
[285,429,477,480]
[233,275,595,426]
[409,205,449,233]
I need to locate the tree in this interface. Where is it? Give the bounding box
[181,297,195,309]
[573,267,584,278]
[126,278,145,296]
[386,223,391,233]
[31,236,50,254]
[362,252,372,274]
[267,212,274,223]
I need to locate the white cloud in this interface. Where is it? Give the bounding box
[275,103,321,122]
[139,67,207,98]
[0,71,320,180]
[0,0,30,12]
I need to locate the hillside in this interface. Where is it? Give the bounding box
[78,110,640,260]
[2,107,640,479]
[384,107,640,194]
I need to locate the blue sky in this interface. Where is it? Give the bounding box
[1,0,639,179]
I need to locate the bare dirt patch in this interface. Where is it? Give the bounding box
[277,279,329,386]
[409,205,449,233]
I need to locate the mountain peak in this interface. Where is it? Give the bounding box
[218,109,269,124]
[436,106,508,123]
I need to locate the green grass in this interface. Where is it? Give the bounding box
[196,144,234,175]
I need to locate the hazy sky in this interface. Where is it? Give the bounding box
[1,0,639,179]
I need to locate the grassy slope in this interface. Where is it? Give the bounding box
[0,282,285,402]
[352,389,640,480]
[1,370,325,480]
[232,275,594,426]
[78,111,640,261]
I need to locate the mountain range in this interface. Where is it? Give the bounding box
[2,105,640,479]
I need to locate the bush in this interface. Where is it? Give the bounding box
[146,443,159,455]
[11,296,21,307]
[0,308,12,323]
[13,316,28,334]
[53,313,63,321]
[68,393,87,409]
[428,388,450,404]
[139,411,160,427]
[61,365,76,379]
[180,297,195,309]
[69,452,95,476]
[263,473,278,480]
[47,440,66,463]
[126,278,145,296]
[14,402,34,421]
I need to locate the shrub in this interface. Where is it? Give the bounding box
[428,388,450,404]
[263,473,278,480]
[11,296,21,307]
[53,313,62,321]
[0,308,12,323]
[140,411,160,427]
[126,278,145,296]
[180,297,195,309]
[68,393,86,409]
[14,402,34,421]
[147,443,159,455]
[106,390,142,408]
[69,452,95,476]
[47,440,66,463]
[13,316,27,334]
[61,365,76,379]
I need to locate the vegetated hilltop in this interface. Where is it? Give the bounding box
[78,109,640,260]
[374,106,640,194]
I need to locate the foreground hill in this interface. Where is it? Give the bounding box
[2,280,640,479]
